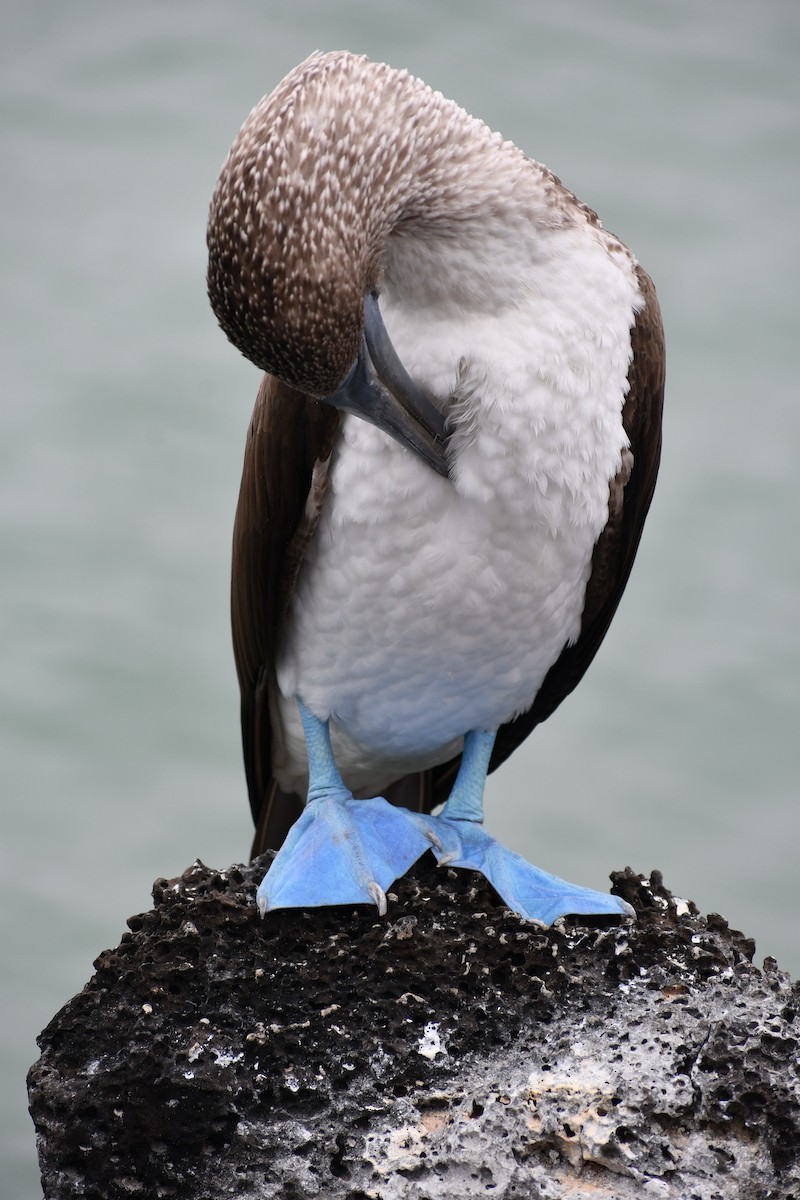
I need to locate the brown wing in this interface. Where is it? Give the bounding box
[231,375,341,853]
[487,262,665,775]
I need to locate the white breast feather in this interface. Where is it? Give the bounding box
[274,221,643,796]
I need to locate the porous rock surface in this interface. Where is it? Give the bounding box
[28,859,800,1199]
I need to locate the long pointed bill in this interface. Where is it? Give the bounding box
[323,292,450,478]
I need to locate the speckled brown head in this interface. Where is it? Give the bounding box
[206,50,541,397]
[207,56,366,394]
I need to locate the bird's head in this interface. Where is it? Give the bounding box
[207,51,461,475]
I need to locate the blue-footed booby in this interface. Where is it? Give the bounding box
[207,51,664,924]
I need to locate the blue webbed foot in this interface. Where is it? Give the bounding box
[431,729,633,925]
[257,699,451,916]
[257,791,441,916]
[433,818,634,926]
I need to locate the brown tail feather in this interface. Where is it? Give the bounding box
[250,780,303,857]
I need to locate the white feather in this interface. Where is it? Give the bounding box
[274,215,642,796]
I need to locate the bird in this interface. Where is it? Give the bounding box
[206,50,664,925]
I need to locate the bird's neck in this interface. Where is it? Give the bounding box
[381,207,542,314]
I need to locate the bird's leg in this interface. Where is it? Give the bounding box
[439,730,496,824]
[434,730,635,926]
[256,699,442,916]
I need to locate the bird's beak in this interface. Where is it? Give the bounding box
[323,292,450,479]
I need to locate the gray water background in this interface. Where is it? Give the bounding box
[2,1,798,1193]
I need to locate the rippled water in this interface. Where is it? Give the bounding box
[3,2,798,1193]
